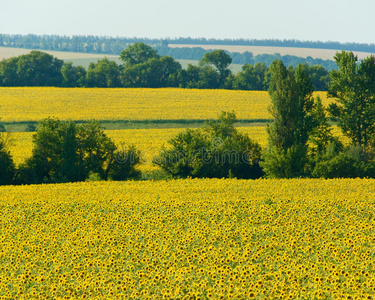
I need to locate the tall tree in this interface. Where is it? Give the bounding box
[199,50,232,87]
[327,51,375,148]
[61,62,87,87]
[120,42,159,67]
[0,131,16,185]
[86,58,121,87]
[261,60,314,178]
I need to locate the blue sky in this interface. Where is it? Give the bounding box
[1,0,374,44]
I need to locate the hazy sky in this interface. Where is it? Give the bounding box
[1,0,374,44]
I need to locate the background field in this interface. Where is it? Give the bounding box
[0,88,330,124]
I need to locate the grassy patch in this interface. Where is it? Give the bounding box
[3,120,271,132]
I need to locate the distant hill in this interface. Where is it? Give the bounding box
[2,34,375,71]
[168,44,375,61]
[1,34,374,54]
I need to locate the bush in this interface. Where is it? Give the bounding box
[312,145,375,178]
[25,122,37,132]
[0,133,15,185]
[153,111,263,179]
[18,118,140,184]
[108,145,141,181]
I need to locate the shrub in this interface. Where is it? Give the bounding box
[153,111,263,179]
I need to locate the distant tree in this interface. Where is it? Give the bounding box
[199,50,232,87]
[327,51,375,148]
[86,58,121,87]
[230,63,269,90]
[305,64,330,91]
[0,57,18,86]
[120,42,159,67]
[61,62,87,87]
[261,60,315,178]
[178,64,220,89]
[0,131,15,185]
[122,56,181,88]
[0,51,63,86]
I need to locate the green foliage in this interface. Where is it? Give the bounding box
[86,58,121,87]
[108,144,141,181]
[327,51,375,148]
[308,96,335,155]
[0,51,63,86]
[25,122,37,132]
[230,63,269,90]
[61,62,86,87]
[312,145,375,178]
[178,64,220,89]
[262,60,315,178]
[18,118,137,184]
[153,111,263,179]
[261,144,308,178]
[304,64,330,91]
[199,50,232,87]
[120,42,159,67]
[0,132,15,185]
[122,56,182,88]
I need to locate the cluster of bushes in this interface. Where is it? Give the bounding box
[0,43,331,90]
[0,119,140,185]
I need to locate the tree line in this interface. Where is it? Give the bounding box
[1,33,374,55]
[0,43,331,90]
[1,50,375,185]
[154,46,337,70]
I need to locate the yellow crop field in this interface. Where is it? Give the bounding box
[1,179,375,299]
[0,87,331,122]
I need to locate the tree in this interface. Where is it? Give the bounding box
[122,56,181,88]
[61,62,87,87]
[327,51,375,148]
[261,60,315,178]
[199,50,232,87]
[18,119,136,184]
[0,51,63,86]
[305,64,330,91]
[120,42,159,67]
[17,51,63,86]
[178,64,220,89]
[153,111,263,179]
[108,144,141,180]
[86,58,121,87]
[0,132,15,185]
[230,63,269,90]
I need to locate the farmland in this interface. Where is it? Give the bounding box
[0,85,371,300]
[0,87,330,123]
[1,179,375,299]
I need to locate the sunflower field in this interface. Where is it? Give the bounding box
[1,179,375,299]
[0,88,330,122]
